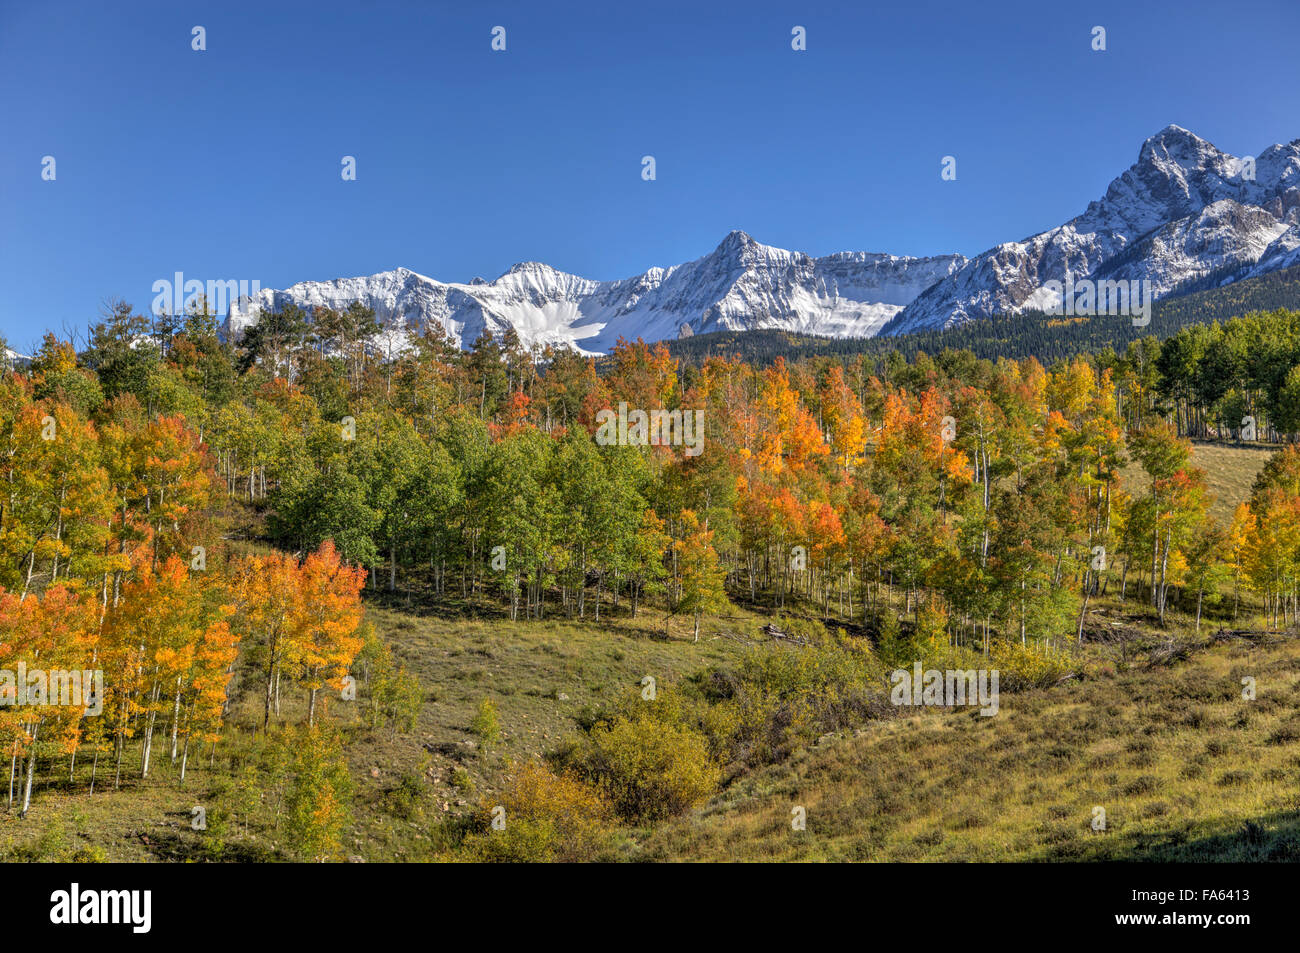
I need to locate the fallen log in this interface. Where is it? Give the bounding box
[1147,640,1190,667]
[1211,627,1289,643]
[761,622,811,645]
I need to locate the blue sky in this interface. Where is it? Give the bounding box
[2,0,1298,351]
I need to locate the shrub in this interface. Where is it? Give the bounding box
[874,610,920,669]
[364,637,423,736]
[460,816,556,863]
[577,713,719,822]
[461,760,611,862]
[386,771,429,820]
[772,614,828,645]
[450,766,474,792]
[718,639,886,765]
[990,639,1074,691]
[915,598,949,652]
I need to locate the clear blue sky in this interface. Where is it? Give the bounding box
[2,0,1298,352]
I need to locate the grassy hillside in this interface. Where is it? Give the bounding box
[641,624,1300,861]
[9,589,1296,863]
[0,600,766,862]
[3,435,1294,864]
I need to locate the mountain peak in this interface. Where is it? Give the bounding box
[502,260,560,279]
[226,231,957,353]
[889,124,1299,336]
[715,229,757,252]
[708,229,780,268]
[1138,124,1217,165]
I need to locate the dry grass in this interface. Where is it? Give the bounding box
[636,631,1300,861]
[1120,440,1273,525]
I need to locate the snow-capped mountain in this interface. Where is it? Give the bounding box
[225,233,965,355]
[882,125,1300,335]
[226,125,1300,350]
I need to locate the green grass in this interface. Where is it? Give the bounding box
[332,604,758,860]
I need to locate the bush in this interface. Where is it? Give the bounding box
[460,760,611,862]
[990,639,1074,691]
[386,771,429,820]
[11,820,69,861]
[460,816,557,863]
[874,610,920,669]
[363,633,423,736]
[281,725,354,861]
[576,713,719,822]
[915,598,949,652]
[717,638,886,765]
[450,766,474,792]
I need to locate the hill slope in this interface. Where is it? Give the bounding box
[640,628,1300,861]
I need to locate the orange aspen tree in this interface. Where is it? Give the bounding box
[290,541,366,726]
[176,613,239,783]
[234,550,302,731]
[3,585,98,815]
